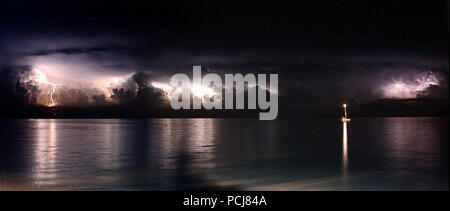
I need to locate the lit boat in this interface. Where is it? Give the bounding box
[341,104,351,122]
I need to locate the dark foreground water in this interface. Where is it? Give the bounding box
[0,117,448,190]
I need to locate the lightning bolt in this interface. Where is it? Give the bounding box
[35,69,58,106]
[49,82,56,106]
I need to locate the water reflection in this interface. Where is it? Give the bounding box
[342,122,348,177]
[0,118,447,190]
[34,119,58,186]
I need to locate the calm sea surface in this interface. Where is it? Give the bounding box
[0,118,448,190]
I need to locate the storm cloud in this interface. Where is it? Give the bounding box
[0,1,448,117]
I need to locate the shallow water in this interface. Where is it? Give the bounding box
[0,117,448,190]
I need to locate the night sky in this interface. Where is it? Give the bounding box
[0,0,448,117]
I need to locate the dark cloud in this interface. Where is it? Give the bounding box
[92,94,107,105]
[111,72,168,109]
[110,88,135,105]
[20,45,139,57]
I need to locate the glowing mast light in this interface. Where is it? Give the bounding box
[341,104,351,122]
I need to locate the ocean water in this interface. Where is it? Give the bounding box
[0,117,448,190]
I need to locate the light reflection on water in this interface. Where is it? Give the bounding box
[33,119,58,186]
[0,118,448,190]
[342,122,348,178]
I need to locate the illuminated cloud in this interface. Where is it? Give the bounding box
[382,71,442,99]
